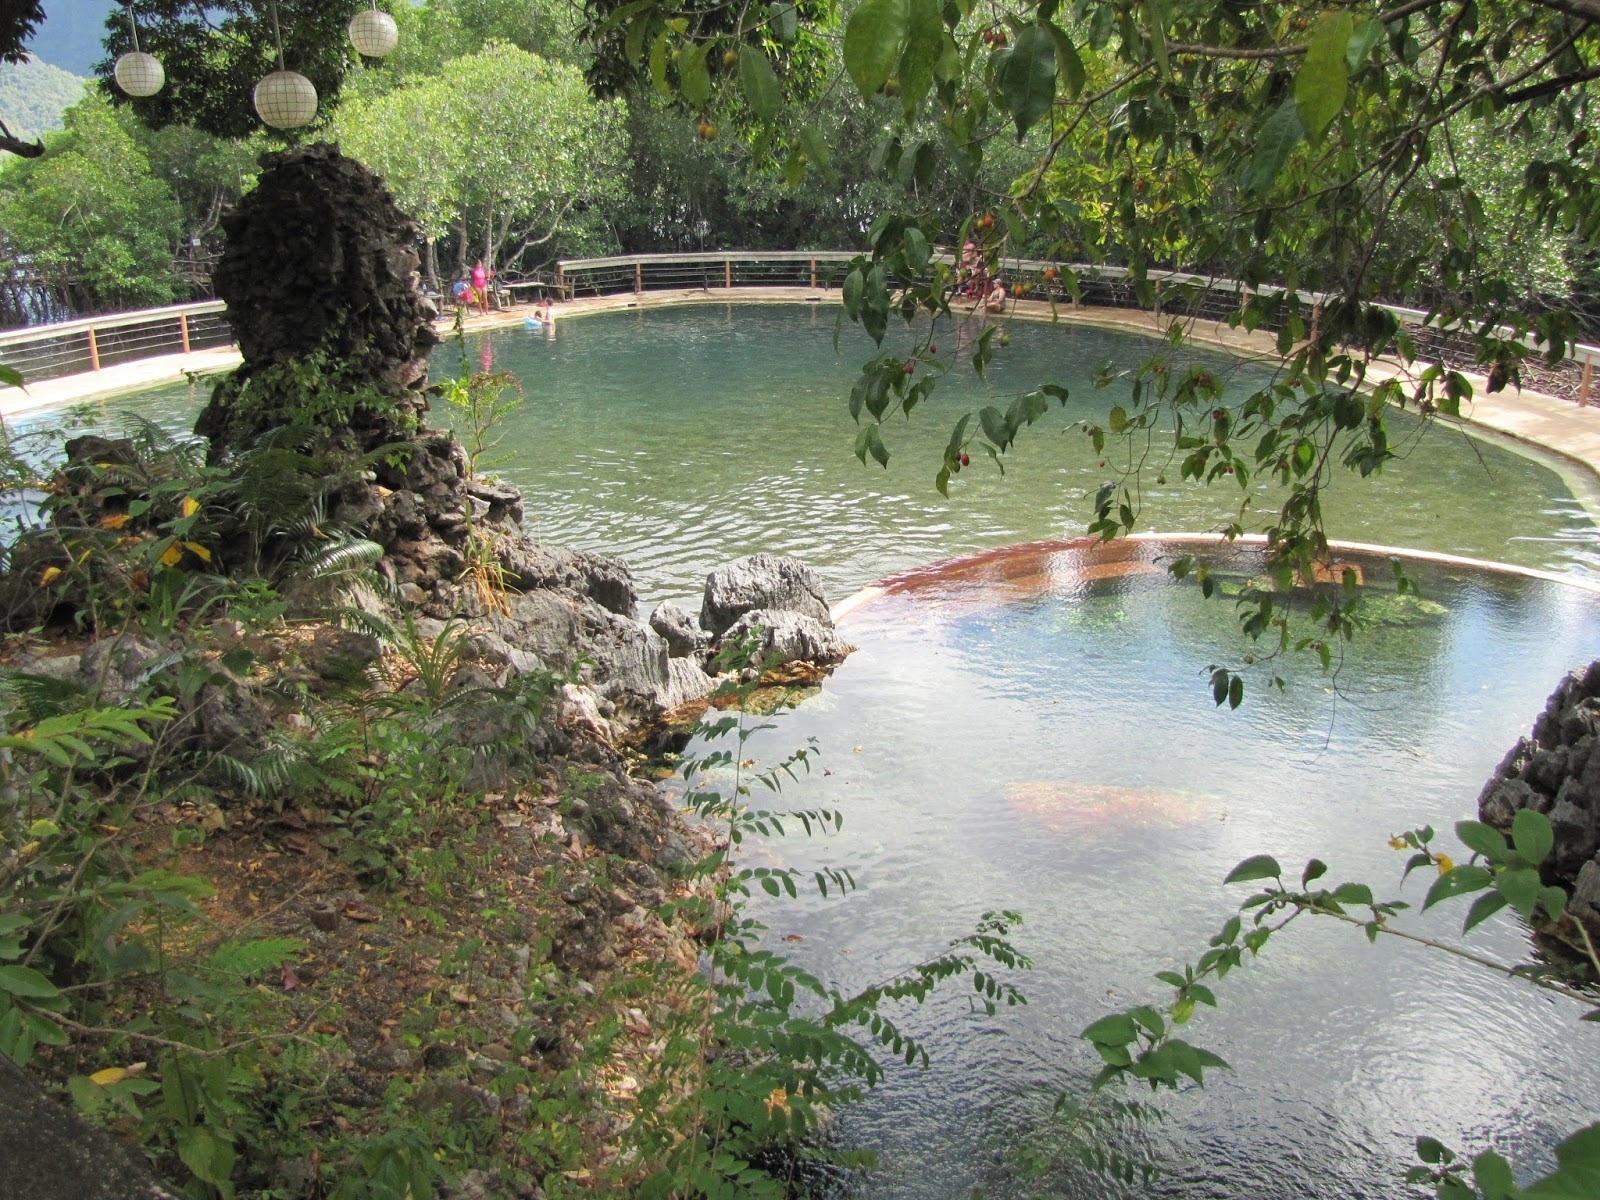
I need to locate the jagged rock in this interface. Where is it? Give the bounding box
[185,679,273,759]
[78,634,173,705]
[499,539,638,618]
[1479,660,1600,920]
[649,601,709,658]
[700,554,831,637]
[723,609,851,667]
[663,656,715,708]
[1572,859,1600,924]
[0,1055,178,1200]
[300,628,382,686]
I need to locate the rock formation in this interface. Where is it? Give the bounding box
[1478,660,1600,928]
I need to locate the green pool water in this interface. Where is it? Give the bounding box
[35,303,1600,1197]
[52,303,1599,606]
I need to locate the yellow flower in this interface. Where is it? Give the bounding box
[37,565,61,587]
[763,1087,789,1116]
[180,496,200,518]
[1387,835,1407,850]
[100,512,132,530]
[1436,854,1455,875]
[159,543,184,567]
[183,541,212,562]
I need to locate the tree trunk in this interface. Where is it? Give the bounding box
[423,235,439,292]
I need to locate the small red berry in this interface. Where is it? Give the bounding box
[928,343,937,354]
[1212,409,1225,421]
[1098,459,1106,468]
[959,453,970,467]
[903,362,915,375]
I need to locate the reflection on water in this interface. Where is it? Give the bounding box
[22,305,1600,605]
[720,541,1600,1199]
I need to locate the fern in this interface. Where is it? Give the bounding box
[201,937,306,982]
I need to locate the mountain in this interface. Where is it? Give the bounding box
[24,2,119,78]
[0,55,87,143]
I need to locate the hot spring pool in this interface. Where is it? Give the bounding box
[718,537,1600,1198]
[32,304,1600,1194]
[38,304,1600,603]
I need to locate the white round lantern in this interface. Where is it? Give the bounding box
[253,69,319,128]
[113,50,165,97]
[348,8,398,57]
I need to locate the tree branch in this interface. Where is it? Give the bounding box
[0,117,43,159]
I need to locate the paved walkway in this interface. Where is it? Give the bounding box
[8,289,1599,497]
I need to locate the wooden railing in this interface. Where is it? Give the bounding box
[5,254,1598,406]
[0,301,231,385]
[555,251,1600,406]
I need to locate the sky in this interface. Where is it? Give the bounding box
[25,1,120,76]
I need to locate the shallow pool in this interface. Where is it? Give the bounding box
[34,304,1600,605]
[721,539,1600,1198]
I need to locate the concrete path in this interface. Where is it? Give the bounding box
[7,289,1599,493]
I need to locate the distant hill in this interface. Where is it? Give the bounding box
[23,2,118,78]
[0,55,87,143]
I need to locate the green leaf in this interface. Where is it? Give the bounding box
[1422,864,1494,911]
[770,1,799,42]
[1330,883,1373,906]
[1462,888,1509,933]
[997,24,1056,139]
[1455,819,1507,861]
[1081,1013,1137,1046]
[899,0,944,115]
[1345,18,1383,71]
[1239,98,1303,197]
[0,965,60,999]
[678,41,712,106]
[1540,886,1567,922]
[1473,1151,1516,1200]
[800,126,836,187]
[738,47,783,123]
[1523,1122,1600,1200]
[0,364,21,389]
[1495,867,1542,920]
[1224,855,1282,885]
[1047,24,1085,97]
[844,0,910,97]
[1512,808,1555,865]
[1294,11,1352,145]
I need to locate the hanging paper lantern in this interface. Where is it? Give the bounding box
[113,50,165,97]
[348,8,398,57]
[253,70,318,128]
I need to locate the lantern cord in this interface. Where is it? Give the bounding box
[267,0,286,71]
[124,3,141,54]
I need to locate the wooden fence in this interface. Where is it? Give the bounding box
[0,301,232,385]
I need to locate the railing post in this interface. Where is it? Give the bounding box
[557,263,565,300]
[1582,358,1593,407]
[725,260,732,289]
[635,261,642,295]
[810,257,817,289]
[179,312,191,354]
[87,326,101,371]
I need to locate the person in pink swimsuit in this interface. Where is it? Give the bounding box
[471,260,490,315]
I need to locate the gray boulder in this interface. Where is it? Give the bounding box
[723,609,851,667]
[0,1055,177,1200]
[498,539,638,619]
[649,601,709,658]
[700,554,830,637]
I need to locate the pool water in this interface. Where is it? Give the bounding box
[32,304,1600,1196]
[43,304,1600,607]
[725,540,1600,1198]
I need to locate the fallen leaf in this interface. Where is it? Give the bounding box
[280,965,302,992]
[343,903,382,923]
[89,1067,128,1086]
[281,833,312,854]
